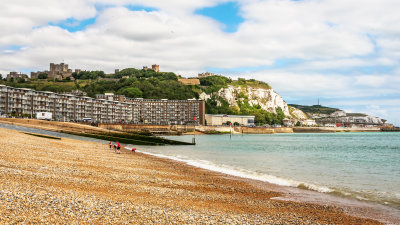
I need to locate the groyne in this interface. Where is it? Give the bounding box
[0,118,194,145]
[98,124,195,135]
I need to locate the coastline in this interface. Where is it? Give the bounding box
[0,127,397,224]
[132,146,400,225]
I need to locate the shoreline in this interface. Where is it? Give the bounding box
[132,147,400,224]
[0,127,398,224]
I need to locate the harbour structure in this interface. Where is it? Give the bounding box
[0,85,205,125]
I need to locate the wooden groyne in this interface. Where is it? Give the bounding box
[0,118,194,145]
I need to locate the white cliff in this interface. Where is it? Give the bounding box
[289,106,308,120]
[200,85,291,116]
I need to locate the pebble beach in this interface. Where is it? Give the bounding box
[0,127,383,224]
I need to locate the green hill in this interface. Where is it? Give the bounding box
[288,104,339,115]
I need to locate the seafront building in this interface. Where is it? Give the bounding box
[205,114,255,126]
[0,85,205,125]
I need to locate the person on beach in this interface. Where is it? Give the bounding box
[116,142,121,154]
[109,141,112,149]
[113,143,117,152]
[132,147,136,153]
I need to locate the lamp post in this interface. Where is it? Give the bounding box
[230,122,232,140]
[192,116,197,144]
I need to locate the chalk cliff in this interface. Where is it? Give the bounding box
[200,85,291,117]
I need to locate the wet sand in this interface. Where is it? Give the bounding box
[0,127,391,224]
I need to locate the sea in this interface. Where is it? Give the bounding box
[128,132,400,209]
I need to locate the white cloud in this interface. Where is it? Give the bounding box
[0,0,399,124]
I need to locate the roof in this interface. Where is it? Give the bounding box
[206,114,255,118]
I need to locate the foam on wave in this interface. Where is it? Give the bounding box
[127,147,334,193]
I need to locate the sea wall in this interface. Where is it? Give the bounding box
[238,127,275,134]
[293,127,335,133]
[197,126,277,134]
[273,127,293,133]
[293,127,380,133]
[196,126,233,133]
[98,124,195,135]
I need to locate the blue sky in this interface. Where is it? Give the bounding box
[195,2,244,33]
[0,0,399,125]
[48,18,96,32]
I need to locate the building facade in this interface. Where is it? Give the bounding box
[205,114,255,126]
[0,85,205,125]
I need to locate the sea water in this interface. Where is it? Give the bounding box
[130,132,400,208]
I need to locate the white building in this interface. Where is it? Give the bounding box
[301,119,317,126]
[205,114,255,126]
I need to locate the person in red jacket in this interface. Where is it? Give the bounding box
[109,141,112,149]
[116,142,121,154]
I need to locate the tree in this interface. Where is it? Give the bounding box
[295,121,301,126]
[200,75,230,86]
[117,87,143,98]
[17,78,26,83]
[225,121,231,126]
[38,73,48,79]
[276,107,286,125]
[73,71,105,80]
[237,78,246,85]
[233,122,240,126]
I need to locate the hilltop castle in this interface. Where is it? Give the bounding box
[31,63,80,80]
[143,64,160,72]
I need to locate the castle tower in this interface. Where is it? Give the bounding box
[152,64,160,72]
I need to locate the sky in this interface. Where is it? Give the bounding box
[0,0,399,126]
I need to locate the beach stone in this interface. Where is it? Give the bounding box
[0,127,385,224]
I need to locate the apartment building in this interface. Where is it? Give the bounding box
[0,85,205,125]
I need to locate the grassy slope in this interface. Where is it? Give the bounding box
[289,104,339,115]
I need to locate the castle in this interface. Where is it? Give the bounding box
[143,64,160,72]
[198,72,214,78]
[6,72,28,81]
[31,63,80,80]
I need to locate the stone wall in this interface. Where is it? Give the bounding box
[178,79,200,85]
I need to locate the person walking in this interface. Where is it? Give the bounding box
[109,141,112,149]
[116,142,121,154]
